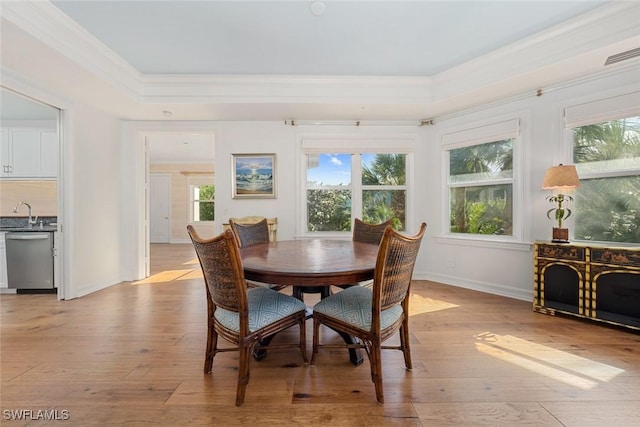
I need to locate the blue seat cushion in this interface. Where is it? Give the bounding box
[313,286,403,331]
[214,287,306,333]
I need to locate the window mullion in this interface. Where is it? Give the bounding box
[352,154,362,222]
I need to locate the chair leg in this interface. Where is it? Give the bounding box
[299,318,309,364]
[204,324,217,374]
[399,320,412,370]
[369,341,384,404]
[235,343,253,406]
[310,318,320,365]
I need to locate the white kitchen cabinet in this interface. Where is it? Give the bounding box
[0,126,57,179]
[40,131,58,177]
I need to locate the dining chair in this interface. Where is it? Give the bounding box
[334,218,394,291]
[310,222,427,403]
[294,218,395,300]
[226,216,278,243]
[353,217,394,245]
[229,217,270,248]
[187,226,308,406]
[229,218,286,291]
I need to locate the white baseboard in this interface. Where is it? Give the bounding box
[413,271,532,302]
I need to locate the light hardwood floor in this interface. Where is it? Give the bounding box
[1,243,639,426]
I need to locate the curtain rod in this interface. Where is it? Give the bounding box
[283,120,433,127]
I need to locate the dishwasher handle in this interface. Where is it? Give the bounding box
[6,233,51,240]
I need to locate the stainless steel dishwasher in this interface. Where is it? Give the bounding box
[5,232,54,289]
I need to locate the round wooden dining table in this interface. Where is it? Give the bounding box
[240,239,379,365]
[241,239,378,286]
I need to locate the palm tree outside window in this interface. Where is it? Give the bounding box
[572,116,640,243]
[448,139,514,236]
[305,152,408,232]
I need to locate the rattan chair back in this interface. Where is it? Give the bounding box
[229,218,270,248]
[353,218,393,245]
[374,223,427,312]
[188,227,246,314]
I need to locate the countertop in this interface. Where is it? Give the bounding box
[0,216,57,232]
[0,226,57,232]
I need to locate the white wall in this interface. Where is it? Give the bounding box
[68,103,123,297]
[214,122,299,239]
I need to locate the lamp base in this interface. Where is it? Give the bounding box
[551,227,569,243]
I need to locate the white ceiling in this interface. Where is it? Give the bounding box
[49,0,606,76]
[1,1,639,162]
[146,132,216,163]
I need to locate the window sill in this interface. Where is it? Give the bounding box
[433,235,533,251]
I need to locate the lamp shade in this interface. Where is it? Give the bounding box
[541,164,580,190]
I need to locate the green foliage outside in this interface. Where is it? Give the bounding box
[573,118,640,243]
[449,140,513,235]
[361,154,406,230]
[307,189,351,231]
[450,191,510,235]
[197,185,215,221]
[362,190,405,230]
[306,153,406,232]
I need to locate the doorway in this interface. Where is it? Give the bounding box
[0,87,63,298]
[144,130,216,276]
[149,173,171,243]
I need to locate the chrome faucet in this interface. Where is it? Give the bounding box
[13,201,38,228]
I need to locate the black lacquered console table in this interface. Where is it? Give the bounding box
[533,241,640,331]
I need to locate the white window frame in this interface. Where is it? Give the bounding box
[297,135,416,238]
[188,175,215,224]
[441,118,523,243]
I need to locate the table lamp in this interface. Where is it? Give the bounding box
[541,164,580,243]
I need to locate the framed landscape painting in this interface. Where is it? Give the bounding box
[232,153,277,198]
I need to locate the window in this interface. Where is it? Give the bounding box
[301,137,413,234]
[571,116,640,243]
[564,92,640,244]
[361,153,406,229]
[448,140,513,235]
[306,153,352,231]
[443,119,520,238]
[191,183,215,222]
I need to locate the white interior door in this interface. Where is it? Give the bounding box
[149,174,171,243]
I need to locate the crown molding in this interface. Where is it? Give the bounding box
[140,74,433,103]
[0,1,142,97]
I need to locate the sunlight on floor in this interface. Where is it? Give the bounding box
[409,293,459,315]
[132,257,202,285]
[475,332,625,390]
[132,268,201,284]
